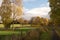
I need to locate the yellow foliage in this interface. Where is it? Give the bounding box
[16,6,23,16]
[12,3,23,18]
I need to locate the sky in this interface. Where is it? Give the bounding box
[23,0,51,20]
[0,0,51,20]
[23,0,49,9]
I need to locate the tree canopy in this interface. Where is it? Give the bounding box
[0,0,13,28]
[49,0,60,26]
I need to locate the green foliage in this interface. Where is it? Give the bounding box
[49,0,60,26]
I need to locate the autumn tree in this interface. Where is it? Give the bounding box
[0,0,13,29]
[31,17,41,25]
[41,18,49,26]
[11,0,23,20]
[49,0,60,26]
[30,16,42,27]
[30,16,49,27]
[11,3,23,20]
[17,18,24,27]
[23,20,29,24]
[34,16,41,25]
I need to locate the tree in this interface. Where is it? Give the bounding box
[49,1,60,39]
[11,0,23,20]
[17,18,24,27]
[31,17,41,25]
[11,3,23,19]
[23,20,29,24]
[41,18,49,26]
[49,0,60,26]
[0,0,13,29]
[30,16,42,27]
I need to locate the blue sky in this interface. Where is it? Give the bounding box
[23,0,49,9]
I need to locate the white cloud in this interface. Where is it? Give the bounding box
[26,7,50,15]
[23,6,51,20]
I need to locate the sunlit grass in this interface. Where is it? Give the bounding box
[11,24,21,28]
[0,24,31,28]
[0,24,4,28]
[0,24,22,28]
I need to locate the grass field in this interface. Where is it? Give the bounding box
[0,24,38,35]
[0,24,60,40]
[0,24,21,28]
[0,24,31,28]
[0,31,20,35]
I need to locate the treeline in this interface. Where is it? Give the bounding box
[13,16,50,26]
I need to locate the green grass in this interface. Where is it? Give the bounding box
[0,31,20,35]
[0,28,37,35]
[0,24,53,40]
